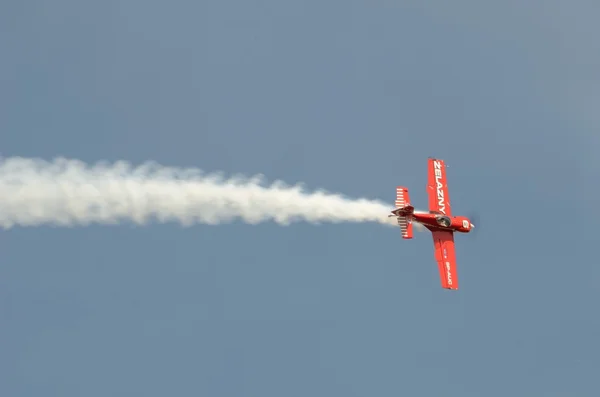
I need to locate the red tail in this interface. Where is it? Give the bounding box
[395,186,413,239]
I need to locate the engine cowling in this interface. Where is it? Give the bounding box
[451,216,473,233]
[433,215,473,232]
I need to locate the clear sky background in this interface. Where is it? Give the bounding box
[1,1,598,396]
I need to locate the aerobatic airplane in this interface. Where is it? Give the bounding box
[389,157,474,290]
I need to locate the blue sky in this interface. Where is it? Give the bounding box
[1,1,597,396]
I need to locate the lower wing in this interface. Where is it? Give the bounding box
[431,230,458,290]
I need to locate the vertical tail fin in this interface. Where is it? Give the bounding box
[395,186,413,239]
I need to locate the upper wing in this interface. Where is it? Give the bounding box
[427,158,451,216]
[431,229,458,290]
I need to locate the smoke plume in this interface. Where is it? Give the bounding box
[0,157,397,229]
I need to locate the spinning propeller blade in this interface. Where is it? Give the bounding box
[467,212,480,236]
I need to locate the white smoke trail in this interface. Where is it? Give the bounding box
[0,157,398,229]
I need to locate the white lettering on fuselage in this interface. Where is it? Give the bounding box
[445,261,452,285]
[434,161,446,214]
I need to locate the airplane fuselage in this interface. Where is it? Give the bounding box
[391,208,473,233]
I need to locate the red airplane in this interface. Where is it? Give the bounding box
[389,157,474,290]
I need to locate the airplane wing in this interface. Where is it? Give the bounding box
[427,158,452,216]
[431,229,458,290]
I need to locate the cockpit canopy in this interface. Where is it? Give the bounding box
[435,215,451,227]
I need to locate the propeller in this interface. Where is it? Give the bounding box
[467,212,480,236]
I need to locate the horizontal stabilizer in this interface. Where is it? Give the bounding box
[395,186,411,208]
[397,216,413,239]
[395,186,413,239]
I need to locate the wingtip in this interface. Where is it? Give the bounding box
[428,156,444,161]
